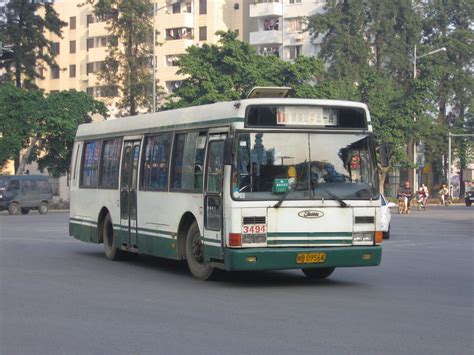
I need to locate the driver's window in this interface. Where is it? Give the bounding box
[206,141,224,193]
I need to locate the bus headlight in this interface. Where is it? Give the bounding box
[352,232,374,245]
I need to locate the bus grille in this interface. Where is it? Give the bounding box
[243,216,266,225]
[355,216,375,224]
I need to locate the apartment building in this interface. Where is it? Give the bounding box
[247,0,325,61]
[37,0,245,102]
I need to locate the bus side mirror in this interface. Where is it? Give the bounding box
[223,137,233,166]
[379,143,390,168]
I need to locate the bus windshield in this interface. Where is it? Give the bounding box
[234,132,378,201]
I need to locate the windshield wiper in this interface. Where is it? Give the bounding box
[324,189,349,208]
[273,183,297,208]
[273,160,308,208]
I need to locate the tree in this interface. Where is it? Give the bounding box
[0,0,66,88]
[164,31,324,109]
[307,0,419,85]
[86,0,160,116]
[420,0,473,189]
[0,84,107,176]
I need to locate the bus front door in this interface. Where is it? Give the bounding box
[120,140,141,249]
[203,134,227,261]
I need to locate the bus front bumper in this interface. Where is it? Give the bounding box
[223,246,382,271]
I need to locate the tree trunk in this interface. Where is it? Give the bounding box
[378,165,390,195]
[16,135,39,175]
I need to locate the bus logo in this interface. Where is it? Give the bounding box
[298,210,324,219]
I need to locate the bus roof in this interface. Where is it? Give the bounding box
[75,98,370,140]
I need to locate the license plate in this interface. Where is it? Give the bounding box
[296,252,326,264]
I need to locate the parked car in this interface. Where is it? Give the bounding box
[0,175,53,215]
[381,194,397,239]
[465,188,473,206]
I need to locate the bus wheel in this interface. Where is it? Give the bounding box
[103,214,123,261]
[38,202,48,215]
[185,221,214,280]
[8,202,20,215]
[21,208,30,215]
[302,267,335,280]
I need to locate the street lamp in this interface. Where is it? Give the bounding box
[411,45,447,192]
[152,0,184,113]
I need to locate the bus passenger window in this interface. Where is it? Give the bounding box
[81,141,101,187]
[100,138,122,188]
[171,131,205,191]
[142,133,171,190]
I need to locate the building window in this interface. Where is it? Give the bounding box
[172,2,180,13]
[165,55,182,67]
[141,133,172,190]
[69,40,76,54]
[166,80,182,93]
[100,138,122,188]
[87,61,104,74]
[259,46,280,57]
[87,14,94,26]
[51,65,60,79]
[86,86,118,98]
[69,64,76,78]
[199,26,207,41]
[81,141,101,187]
[199,0,207,14]
[69,16,76,30]
[287,45,302,60]
[288,0,302,4]
[165,28,193,40]
[287,18,303,32]
[263,19,279,31]
[51,42,60,56]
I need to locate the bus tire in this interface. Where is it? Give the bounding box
[302,267,335,280]
[21,208,30,215]
[185,221,214,280]
[38,202,48,215]
[103,213,123,261]
[8,202,20,215]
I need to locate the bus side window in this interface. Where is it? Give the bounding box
[142,133,172,190]
[171,131,206,191]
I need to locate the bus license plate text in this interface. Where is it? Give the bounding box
[296,253,326,264]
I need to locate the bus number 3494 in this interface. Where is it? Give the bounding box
[242,224,266,234]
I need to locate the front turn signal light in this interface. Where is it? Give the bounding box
[375,231,383,244]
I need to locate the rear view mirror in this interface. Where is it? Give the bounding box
[379,143,390,168]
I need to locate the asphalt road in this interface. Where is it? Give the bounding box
[1,207,473,355]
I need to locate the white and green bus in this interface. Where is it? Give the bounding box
[69,88,383,280]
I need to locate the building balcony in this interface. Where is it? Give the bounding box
[250,1,283,18]
[249,30,282,46]
[157,12,194,29]
[87,22,108,37]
